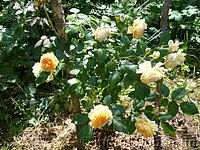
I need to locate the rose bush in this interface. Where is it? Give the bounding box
[0,0,199,147]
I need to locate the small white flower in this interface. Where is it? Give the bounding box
[32,62,42,77]
[13,3,21,10]
[168,40,180,52]
[27,4,35,12]
[152,51,160,59]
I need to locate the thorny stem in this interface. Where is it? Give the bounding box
[154,79,163,150]
[43,3,60,39]
[154,0,171,149]
[71,95,84,150]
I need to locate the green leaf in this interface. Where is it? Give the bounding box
[133,99,145,110]
[73,113,89,125]
[67,78,80,86]
[161,121,176,137]
[159,112,172,121]
[111,104,125,116]
[120,35,131,48]
[70,69,80,75]
[78,124,93,144]
[88,76,97,86]
[28,84,36,94]
[65,25,80,35]
[79,71,88,84]
[29,98,36,113]
[108,71,121,89]
[160,84,170,97]
[123,72,138,87]
[172,87,187,101]
[160,30,170,45]
[81,100,93,111]
[119,60,137,73]
[66,14,76,21]
[75,85,84,99]
[136,40,147,56]
[180,102,199,115]
[0,65,18,81]
[35,71,49,86]
[145,92,156,102]
[39,97,49,112]
[144,105,154,114]
[97,49,107,64]
[168,101,179,117]
[135,82,150,99]
[102,15,111,23]
[67,78,83,97]
[128,90,136,99]
[103,95,112,105]
[69,8,80,14]
[160,98,169,107]
[113,117,128,134]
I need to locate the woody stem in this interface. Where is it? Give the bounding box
[154,79,163,150]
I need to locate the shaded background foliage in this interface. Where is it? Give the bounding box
[0,0,199,145]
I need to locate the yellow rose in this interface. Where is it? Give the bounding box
[152,51,160,59]
[140,68,165,84]
[168,40,179,52]
[32,62,54,82]
[136,61,152,74]
[135,115,158,138]
[127,18,147,39]
[40,52,59,72]
[93,25,111,42]
[165,50,186,68]
[32,52,59,82]
[164,53,177,68]
[136,62,166,84]
[88,104,113,128]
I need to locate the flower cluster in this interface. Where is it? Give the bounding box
[127,18,147,39]
[93,25,111,42]
[88,104,113,128]
[32,52,59,82]
[13,2,34,12]
[164,40,186,69]
[135,115,158,138]
[165,50,186,68]
[136,61,166,84]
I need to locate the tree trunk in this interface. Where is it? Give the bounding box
[160,0,171,32]
[50,0,68,43]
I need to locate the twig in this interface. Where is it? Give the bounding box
[43,3,60,39]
